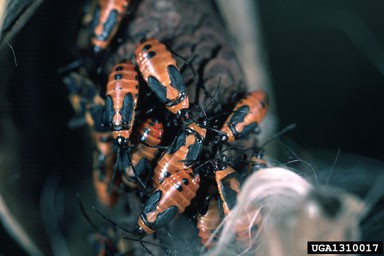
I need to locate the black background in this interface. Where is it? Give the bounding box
[258,0,384,161]
[1,0,384,254]
[258,0,384,243]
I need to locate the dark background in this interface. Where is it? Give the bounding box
[258,0,384,161]
[257,0,384,243]
[1,0,384,254]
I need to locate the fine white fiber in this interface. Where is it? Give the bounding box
[207,167,363,256]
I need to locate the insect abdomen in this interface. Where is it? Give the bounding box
[135,38,189,116]
[137,169,200,235]
[220,90,269,142]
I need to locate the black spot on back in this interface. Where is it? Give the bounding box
[140,127,150,142]
[146,51,156,59]
[142,44,152,51]
[175,183,183,192]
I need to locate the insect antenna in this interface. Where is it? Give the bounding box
[194,103,227,136]
[170,49,197,78]
[180,55,197,81]
[203,77,222,113]
[92,206,135,234]
[123,236,174,256]
[192,159,216,177]
[236,123,297,158]
[76,193,111,235]
[188,76,223,114]
[92,206,171,255]
[261,123,296,148]
[198,103,207,118]
[113,146,147,189]
[76,193,103,233]
[217,123,296,173]
[77,194,118,255]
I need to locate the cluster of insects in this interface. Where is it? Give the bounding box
[62,0,270,255]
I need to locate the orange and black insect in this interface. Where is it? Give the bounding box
[152,121,207,188]
[86,111,121,208]
[135,168,200,236]
[63,72,105,128]
[122,118,164,189]
[87,95,121,207]
[90,208,177,256]
[63,72,120,207]
[90,0,131,53]
[194,153,241,216]
[196,195,222,248]
[213,155,241,216]
[216,90,269,144]
[135,38,191,120]
[103,60,139,148]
